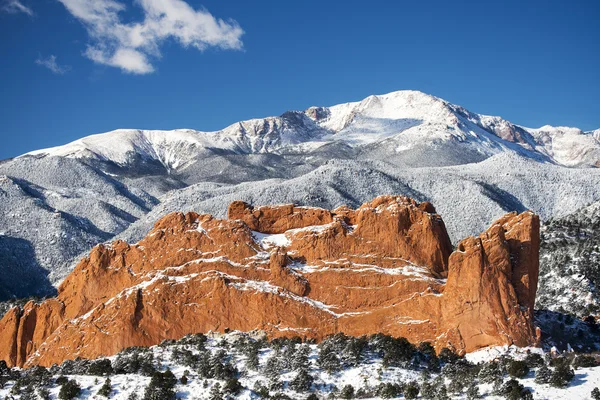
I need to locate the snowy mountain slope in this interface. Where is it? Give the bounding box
[24,90,600,169]
[117,154,600,248]
[537,201,600,317]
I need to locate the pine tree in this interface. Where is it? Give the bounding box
[534,364,552,384]
[340,384,355,399]
[209,382,223,400]
[98,377,112,397]
[289,368,314,392]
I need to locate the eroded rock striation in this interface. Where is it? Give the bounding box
[0,195,540,367]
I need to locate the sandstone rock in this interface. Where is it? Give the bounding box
[0,196,540,367]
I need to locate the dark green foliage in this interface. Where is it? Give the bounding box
[98,377,112,397]
[340,384,355,399]
[58,379,81,400]
[55,375,68,386]
[270,394,293,400]
[466,383,480,399]
[143,369,177,400]
[289,368,314,392]
[223,377,243,395]
[434,385,450,400]
[177,333,207,348]
[87,359,113,376]
[443,359,477,394]
[375,382,402,399]
[592,387,600,400]
[420,381,436,399]
[534,364,552,384]
[341,336,367,367]
[550,362,575,388]
[438,347,461,364]
[478,361,504,384]
[253,381,270,398]
[208,382,222,400]
[355,386,375,398]
[263,351,283,381]
[291,344,311,371]
[404,380,419,399]
[524,353,545,368]
[306,394,320,400]
[37,387,51,400]
[499,379,533,400]
[113,347,155,375]
[372,335,416,368]
[17,384,36,400]
[507,360,530,378]
[202,349,238,380]
[317,341,341,373]
[170,347,199,368]
[418,342,440,371]
[240,339,261,371]
[572,355,599,369]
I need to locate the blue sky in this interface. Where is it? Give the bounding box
[0,0,598,160]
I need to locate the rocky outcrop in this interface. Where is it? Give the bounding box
[0,196,540,367]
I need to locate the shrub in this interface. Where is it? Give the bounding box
[253,381,270,398]
[223,377,243,395]
[478,361,503,384]
[208,382,222,400]
[289,368,314,392]
[340,384,355,399]
[58,379,81,400]
[375,382,402,399]
[534,364,552,384]
[55,376,68,386]
[97,377,112,397]
[317,344,341,373]
[87,359,113,376]
[507,360,530,378]
[420,381,436,399]
[438,347,461,364]
[404,380,419,399]
[466,383,480,399]
[550,363,575,388]
[524,353,545,368]
[499,379,533,400]
[572,355,599,369]
[143,369,177,400]
[592,387,600,400]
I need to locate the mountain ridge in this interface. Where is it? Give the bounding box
[21,90,600,169]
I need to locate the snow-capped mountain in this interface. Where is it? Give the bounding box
[1,90,600,302]
[25,91,600,169]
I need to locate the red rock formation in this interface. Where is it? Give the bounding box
[0,196,540,368]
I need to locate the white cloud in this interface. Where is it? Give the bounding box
[57,0,244,74]
[35,54,72,74]
[2,0,33,16]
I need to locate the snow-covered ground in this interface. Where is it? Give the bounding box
[2,334,599,399]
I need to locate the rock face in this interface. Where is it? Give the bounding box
[0,195,540,368]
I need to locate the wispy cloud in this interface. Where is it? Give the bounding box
[57,0,245,74]
[1,0,33,16]
[35,54,72,74]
